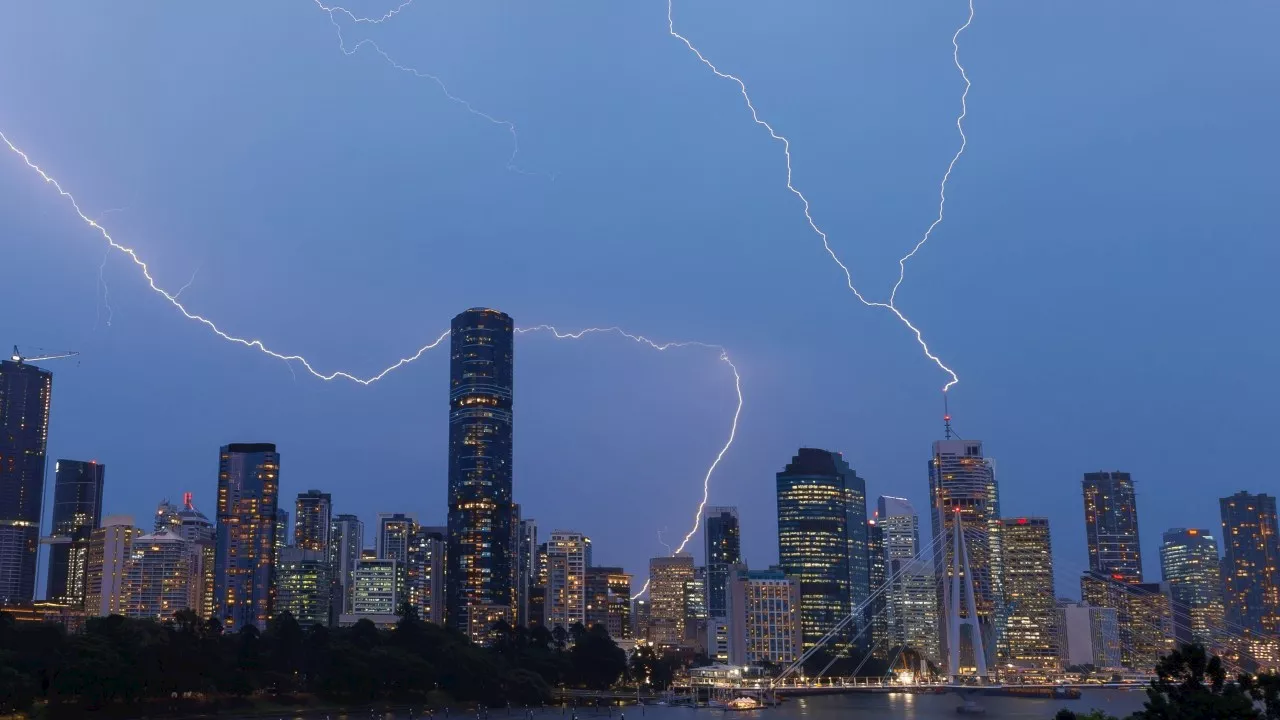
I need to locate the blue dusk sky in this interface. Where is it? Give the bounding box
[2,2,1277,598]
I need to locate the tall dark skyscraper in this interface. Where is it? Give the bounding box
[703,506,741,619]
[446,307,515,632]
[0,359,52,604]
[776,448,868,649]
[1219,492,1280,637]
[1160,527,1223,646]
[294,489,332,553]
[329,513,363,615]
[45,460,105,605]
[214,443,280,631]
[1083,471,1143,583]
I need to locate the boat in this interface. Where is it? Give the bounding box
[724,697,762,711]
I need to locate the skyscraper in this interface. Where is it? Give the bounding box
[649,554,694,647]
[350,558,402,616]
[585,566,632,639]
[159,493,216,619]
[867,518,887,654]
[878,496,921,562]
[877,496,935,660]
[685,566,710,650]
[930,438,1003,673]
[377,513,417,564]
[446,308,515,631]
[0,358,52,603]
[407,525,446,624]
[85,515,138,617]
[1219,491,1280,638]
[213,443,280,631]
[1000,517,1058,668]
[124,528,196,620]
[726,567,802,666]
[704,507,741,620]
[276,547,332,627]
[45,460,105,606]
[1083,471,1143,583]
[547,530,589,631]
[329,514,363,614]
[776,448,867,649]
[1160,528,1223,646]
[517,517,538,626]
[294,489,332,553]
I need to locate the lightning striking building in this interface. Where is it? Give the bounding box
[213,443,281,631]
[446,308,516,633]
[930,437,1003,673]
[0,358,52,604]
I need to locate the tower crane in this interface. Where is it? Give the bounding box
[11,345,79,365]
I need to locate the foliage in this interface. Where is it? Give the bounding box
[0,604,636,715]
[1132,644,1258,720]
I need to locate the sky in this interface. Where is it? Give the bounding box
[2,1,1278,599]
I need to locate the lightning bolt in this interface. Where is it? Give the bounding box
[666,0,974,393]
[173,262,201,300]
[312,0,547,178]
[94,247,113,330]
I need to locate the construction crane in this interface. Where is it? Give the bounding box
[11,345,79,365]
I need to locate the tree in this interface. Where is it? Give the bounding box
[1239,671,1280,719]
[569,624,626,689]
[1054,711,1120,720]
[1132,644,1259,720]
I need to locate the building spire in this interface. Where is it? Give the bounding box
[943,393,953,440]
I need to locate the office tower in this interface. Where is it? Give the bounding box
[0,358,53,604]
[776,448,867,649]
[1219,491,1280,637]
[446,308,516,632]
[633,598,651,641]
[708,617,731,664]
[726,567,802,666]
[274,509,289,557]
[1000,517,1058,668]
[585,566,632,639]
[704,507,741,619]
[155,499,181,533]
[407,525,446,624]
[867,518,887,653]
[276,547,331,627]
[546,530,589,631]
[930,438,1003,672]
[529,587,546,627]
[45,460,105,606]
[377,513,417,563]
[879,496,921,561]
[1081,572,1175,671]
[213,443,280,631]
[649,553,694,647]
[517,518,538,626]
[85,516,138,616]
[1083,471,1143,583]
[876,496,934,659]
[294,489,332,553]
[350,558,402,616]
[123,528,196,620]
[685,566,709,650]
[1057,601,1122,669]
[158,493,216,619]
[329,514,363,614]
[1160,528,1224,646]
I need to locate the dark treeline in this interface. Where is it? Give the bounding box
[0,604,644,717]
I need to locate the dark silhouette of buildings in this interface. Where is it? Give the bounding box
[0,359,53,604]
[45,460,105,606]
[703,506,741,619]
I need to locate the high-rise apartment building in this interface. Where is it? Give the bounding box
[1160,528,1223,646]
[1081,571,1175,671]
[547,530,589,631]
[85,516,138,617]
[704,507,741,619]
[726,567,802,666]
[213,443,280,631]
[876,496,935,660]
[1057,601,1122,669]
[879,496,921,562]
[276,547,332,627]
[408,525,446,624]
[1083,472,1143,583]
[649,554,694,647]
[1219,492,1280,638]
[294,490,332,553]
[517,518,538,626]
[377,513,417,563]
[1000,517,1058,668]
[585,566,632,639]
[446,308,516,631]
[124,529,196,620]
[0,358,52,604]
[154,493,215,619]
[350,558,402,616]
[930,438,1003,672]
[867,518,887,654]
[45,460,105,606]
[685,566,709,650]
[776,448,868,650]
[329,514,363,615]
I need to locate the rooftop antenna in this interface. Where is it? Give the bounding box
[943,392,953,440]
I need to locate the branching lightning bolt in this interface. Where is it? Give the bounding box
[94,248,113,330]
[173,262,202,300]
[312,0,547,178]
[666,0,974,393]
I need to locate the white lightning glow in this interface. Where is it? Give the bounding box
[173,262,202,301]
[94,248,113,329]
[312,0,542,176]
[666,0,973,392]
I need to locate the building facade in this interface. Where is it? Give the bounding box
[1057,601,1122,669]
[377,513,417,563]
[776,448,868,650]
[294,489,332,553]
[704,507,741,620]
[85,515,138,616]
[124,529,196,620]
[446,308,516,631]
[408,525,446,624]
[1083,471,1143,583]
[685,566,709,650]
[45,460,106,606]
[0,359,53,604]
[877,496,936,661]
[1160,528,1223,646]
[726,567,802,666]
[329,514,363,615]
[585,566,632,639]
[930,438,1003,672]
[649,554,694,647]
[1219,492,1280,638]
[276,547,332,627]
[517,517,538,626]
[350,558,403,616]
[547,530,589,631]
[213,443,281,631]
[1000,517,1058,668]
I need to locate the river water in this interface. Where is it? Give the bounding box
[266,690,1148,719]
